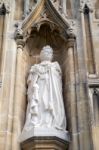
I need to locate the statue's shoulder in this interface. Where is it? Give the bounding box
[52,61,61,73]
[29,64,39,73]
[52,61,60,67]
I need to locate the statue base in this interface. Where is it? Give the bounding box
[21,136,69,150]
[19,127,69,142]
[19,128,69,150]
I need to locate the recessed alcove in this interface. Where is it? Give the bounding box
[20,23,69,134]
[18,23,70,150]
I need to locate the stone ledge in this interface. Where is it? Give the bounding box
[19,128,69,143]
[21,136,69,150]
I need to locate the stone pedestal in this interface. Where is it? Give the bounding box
[21,137,69,150]
[19,128,69,150]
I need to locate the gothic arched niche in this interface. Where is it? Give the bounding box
[21,0,71,65]
[14,0,75,139]
[22,22,69,134]
[15,23,69,141]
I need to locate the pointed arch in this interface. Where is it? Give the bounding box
[20,0,72,39]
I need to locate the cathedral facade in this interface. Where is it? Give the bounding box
[0,0,99,150]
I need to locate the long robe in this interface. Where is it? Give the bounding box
[23,61,66,131]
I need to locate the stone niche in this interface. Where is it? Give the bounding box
[19,23,70,150]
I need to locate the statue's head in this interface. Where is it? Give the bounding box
[40,45,53,62]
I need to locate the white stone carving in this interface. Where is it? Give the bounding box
[20,127,69,142]
[24,45,66,130]
[67,20,77,38]
[20,45,67,142]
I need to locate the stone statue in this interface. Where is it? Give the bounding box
[22,45,66,134]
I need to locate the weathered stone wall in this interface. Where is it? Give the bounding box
[0,0,99,150]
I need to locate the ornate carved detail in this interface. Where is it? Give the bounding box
[23,0,39,18]
[30,8,61,33]
[24,0,67,18]
[50,0,67,17]
[66,38,75,48]
[14,24,25,49]
[15,0,76,44]
[15,28,23,40]
[16,39,25,49]
[67,20,76,38]
[0,0,10,14]
[80,0,95,13]
[21,0,75,39]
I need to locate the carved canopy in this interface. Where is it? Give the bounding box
[15,0,75,41]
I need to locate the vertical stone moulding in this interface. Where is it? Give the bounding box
[84,5,96,74]
[65,38,79,150]
[95,0,99,19]
[11,30,25,150]
[0,3,7,88]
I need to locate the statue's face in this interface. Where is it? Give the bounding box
[40,47,53,62]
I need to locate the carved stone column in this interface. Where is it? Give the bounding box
[0,2,15,150]
[62,0,67,15]
[12,33,25,150]
[66,35,94,150]
[65,38,79,150]
[0,1,10,84]
[68,2,94,149]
